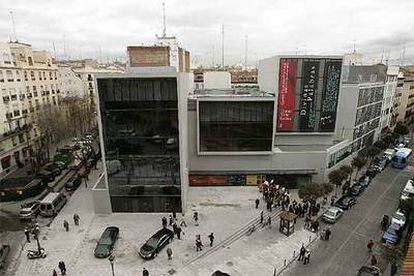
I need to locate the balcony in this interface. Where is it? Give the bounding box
[3,96,10,103]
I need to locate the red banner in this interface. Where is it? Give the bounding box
[277,59,297,131]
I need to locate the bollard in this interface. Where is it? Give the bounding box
[293,250,296,257]
[284,259,287,266]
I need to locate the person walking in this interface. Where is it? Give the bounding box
[390,262,397,276]
[24,228,31,243]
[367,239,374,253]
[63,220,69,232]
[176,225,182,240]
[52,269,58,276]
[325,228,331,241]
[179,214,187,227]
[208,233,214,247]
[143,267,149,276]
[162,216,167,228]
[255,198,260,209]
[267,216,272,228]
[166,247,172,260]
[260,211,264,225]
[196,236,203,252]
[370,255,377,266]
[58,260,66,275]
[193,212,199,226]
[298,245,306,261]
[303,249,310,265]
[73,213,80,226]
[169,214,174,226]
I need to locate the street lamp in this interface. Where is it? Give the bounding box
[108,255,115,276]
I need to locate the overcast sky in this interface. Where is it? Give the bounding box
[1,0,414,66]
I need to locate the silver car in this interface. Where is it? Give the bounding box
[322,206,344,223]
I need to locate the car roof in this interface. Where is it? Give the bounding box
[152,228,173,239]
[328,206,342,212]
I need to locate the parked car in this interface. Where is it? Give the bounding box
[43,163,62,177]
[391,210,406,228]
[357,265,381,276]
[19,201,40,220]
[372,157,388,171]
[358,175,371,188]
[366,167,378,178]
[65,175,82,191]
[334,195,357,210]
[94,226,119,258]
[0,244,10,269]
[36,170,56,183]
[139,228,174,259]
[348,183,365,196]
[382,223,401,245]
[322,206,344,223]
[54,161,67,170]
[383,148,396,161]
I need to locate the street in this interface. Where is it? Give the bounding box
[284,165,412,276]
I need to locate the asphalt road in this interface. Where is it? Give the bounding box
[284,165,412,276]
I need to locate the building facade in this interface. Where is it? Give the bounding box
[0,42,60,176]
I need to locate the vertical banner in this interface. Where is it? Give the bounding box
[277,59,297,131]
[320,61,342,132]
[299,61,319,131]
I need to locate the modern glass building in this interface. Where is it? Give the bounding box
[96,74,186,212]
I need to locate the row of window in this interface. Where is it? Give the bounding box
[0,69,58,83]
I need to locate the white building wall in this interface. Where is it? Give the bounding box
[203,71,231,89]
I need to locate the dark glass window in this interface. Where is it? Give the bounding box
[98,77,181,212]
[199,101,274,152]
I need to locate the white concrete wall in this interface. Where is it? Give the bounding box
[203,71,231,89]
[335,84,358,141]
[92,174,112,214]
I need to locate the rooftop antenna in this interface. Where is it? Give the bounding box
[244,34,248,67]
[162,2,167,37]
[9,11,17,42]
[401,41,406,67]
[221,24,225,68]
[52,42,57,60]
[380,48,385,64]
[352,39,356,53]
[63,34,67,60]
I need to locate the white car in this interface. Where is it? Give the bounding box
[322,206,344,223]
[19,201,40,220]
[391,210,406,228]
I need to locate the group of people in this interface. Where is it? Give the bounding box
[24,223,40,243]
[52,261,66,276]
[298,245,311,265]
[63,213,81,232]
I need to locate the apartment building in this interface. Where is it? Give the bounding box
[396,68,414,126]
[0,42,60,176]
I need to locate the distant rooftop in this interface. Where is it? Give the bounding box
[190,87,274,99]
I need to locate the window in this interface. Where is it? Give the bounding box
[26,86,30,93]
[0,70,3,82]
[49,71,53,80]
[24,71,28,81]
[3,53,11,64]
[30,71,35,81]
[16,70,21,81]
[18,134,24,143]
[43,71,46,80]
[38,71,42,80]
[28,56,33,66]
[54,72,57,80]
[6,70,13,82]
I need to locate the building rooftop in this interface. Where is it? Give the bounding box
[189,87,274,99]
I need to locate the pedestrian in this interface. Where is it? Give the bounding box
[73,213,80,226]
[58,260,66,275]
[143,267,149,276]
[260,211,264,225]
[24,228,31,243]
[167,247,172,260]
[172,211,177,220]
[330,196,335,206]
[169,214,174,226]
[391,262,397,276]
[323,196,328,206]
[370,255,377,266]
[298,245,306,261]
[176,225,182,240]
[303,249,310,265]
[52,269,58,276]
[196,236,203,252]
[162,216,167,228]
[267,216,272,228]
[208,233,214,247]
[325,228,331,241]
[255,198,260,209]
[63,220,69,232]
[193,211,199,226]
[180,214,187,227]
[367,239,374,252]
[84,177,88,188]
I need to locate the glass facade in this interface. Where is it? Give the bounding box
[199,101,274,152]
[97,77,181,212]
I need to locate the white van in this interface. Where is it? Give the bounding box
[400,180,414,201]
[39,192,67,217]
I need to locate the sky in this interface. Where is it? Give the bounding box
[0,0,414,67]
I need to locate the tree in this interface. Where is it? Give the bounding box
[339,165,353,181]
[328,169,347,187]
[394,122,409,136]
[374,140,387,151]
[352,156,367,178]
[298,183,334,202]
[366,146,382,161]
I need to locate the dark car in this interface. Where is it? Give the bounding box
[139,228,174,259]
[44,163,62,177]
[357,265,381,276]
[65,176,82,191]
[94,226,119,258]
[372,157,387,172]
[365,167,378,178]
[348,184,365,196]
[334,195,357,210]
[36,170,56,183]
[212,271,231,276]
[358,175,371,188]
[0,244,10,269]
